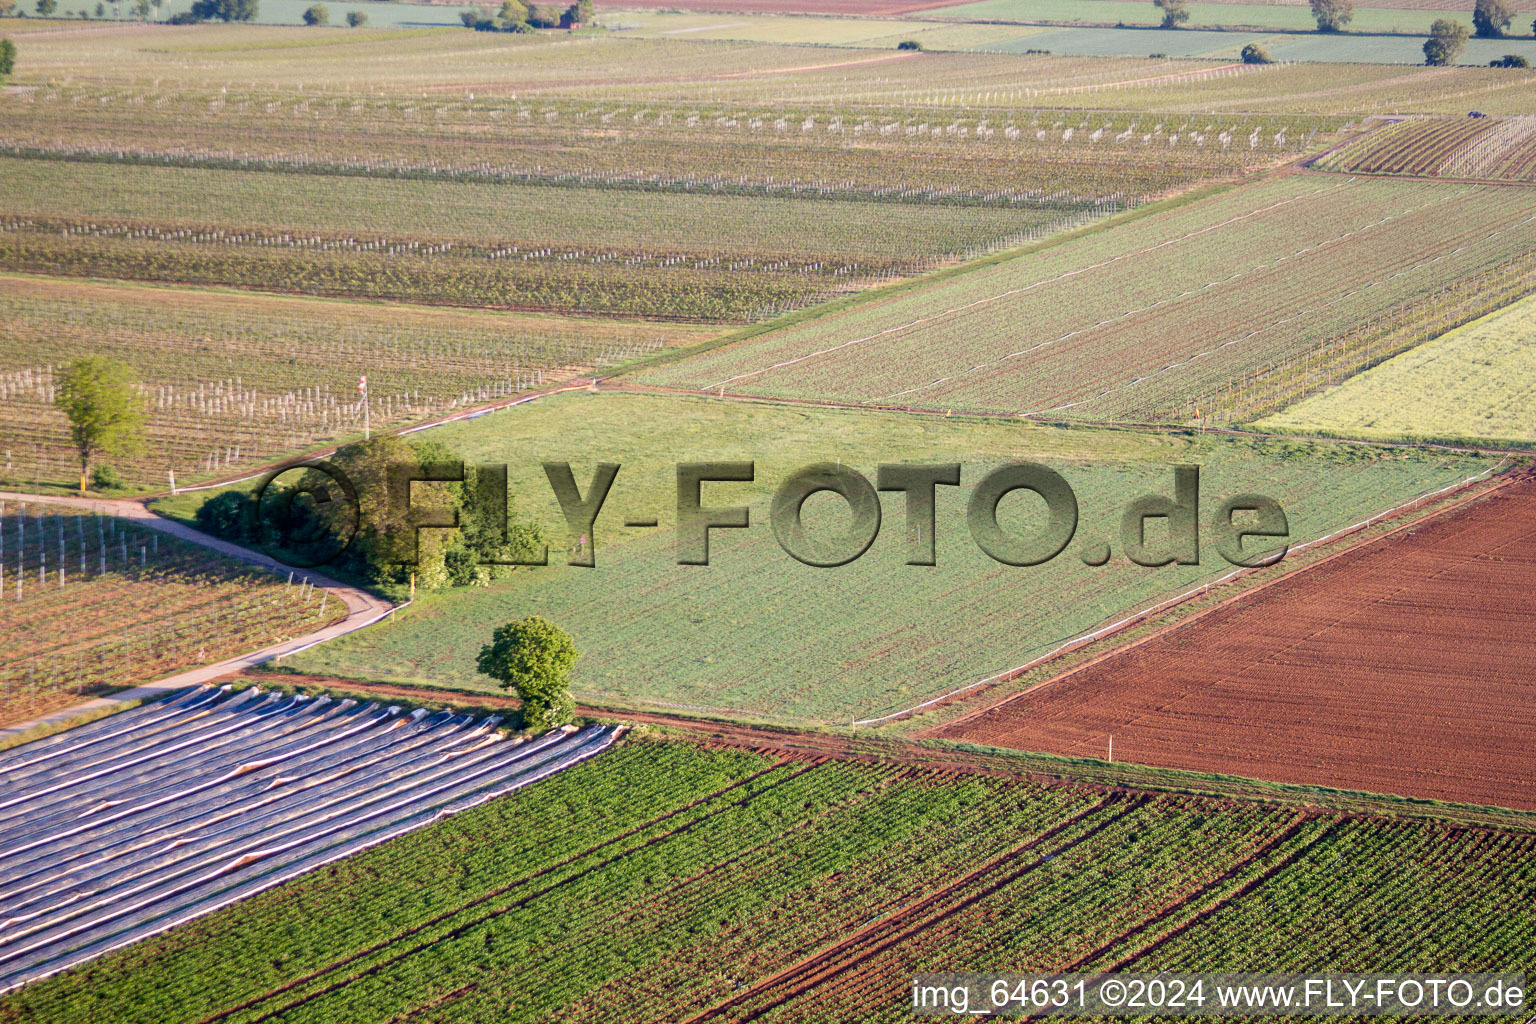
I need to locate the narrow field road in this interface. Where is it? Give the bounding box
[0,491,396,742]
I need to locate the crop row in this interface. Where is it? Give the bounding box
[0,505,339,726]
[17,86,1337,142]
[0,158,1075,265]
[4,742,1532,1023]
[0,89,1336,204]
[638,176,1536,421]
[1165,246,1536,425]
[0,216,961,281]
[1317,116,1536,182]
[8,28,1535,114]
[737,799,1307,1022]
[245,759,913,1024]
[1136,819,1536,973]
[0,276,698,489]
[1254,290,1536,445]
[0,688,617,992]
[0,231,829,323]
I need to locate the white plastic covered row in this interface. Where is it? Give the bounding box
[0,686,617,993]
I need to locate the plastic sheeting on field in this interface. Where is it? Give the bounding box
[0,686,616,993]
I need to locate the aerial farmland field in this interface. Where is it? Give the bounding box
[0,156,1090,320]
[1256,291,1536,444]
[638,174,1536,422]
[2,8,1534,1021]
[2,738,1533,1023]
[0,685,616,990]
[1315,114,1536,181]
[0,275,713,490]
[4,26,1532,113]
[0,503,341,728]
[931,472,1536,810]
[277,391,1488,722]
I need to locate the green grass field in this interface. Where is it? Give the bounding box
[637,175,1536,423]
[3,739,1530,1024]
[274,390,1485,722]
[1256,292,1536,444]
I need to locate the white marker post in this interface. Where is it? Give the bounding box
[359,374,370,440]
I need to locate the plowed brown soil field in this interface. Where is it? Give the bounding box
[934,472,1536,812]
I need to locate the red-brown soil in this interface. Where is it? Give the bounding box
[934,473,1536,812]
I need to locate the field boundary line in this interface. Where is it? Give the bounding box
[612,381,1536,458]
[862,458,1514,728]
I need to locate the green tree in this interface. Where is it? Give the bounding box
[195,489,256,542]
[54,356,145,495]
[0,0,14,17]
[1423,17,1469,63]
[345,8,362,24]
[131,0,150,18]
[316,432,419,582]
[301,2,325,23]
[35,0,56,15]
[476,616,578,729]
[494,0,524,24]
[0,39,15,77]
[310,433,541,590]
[1490,53,1528,66]
[1309,0,1352,31]
[187,0,256,21]
[1240,41,1273,62]
[1473,0,1512,37]
[1153,0,1188,27]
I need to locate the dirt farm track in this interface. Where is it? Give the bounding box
[935,471,1536,812]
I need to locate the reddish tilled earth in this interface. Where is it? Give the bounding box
[934,472,1536,812]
